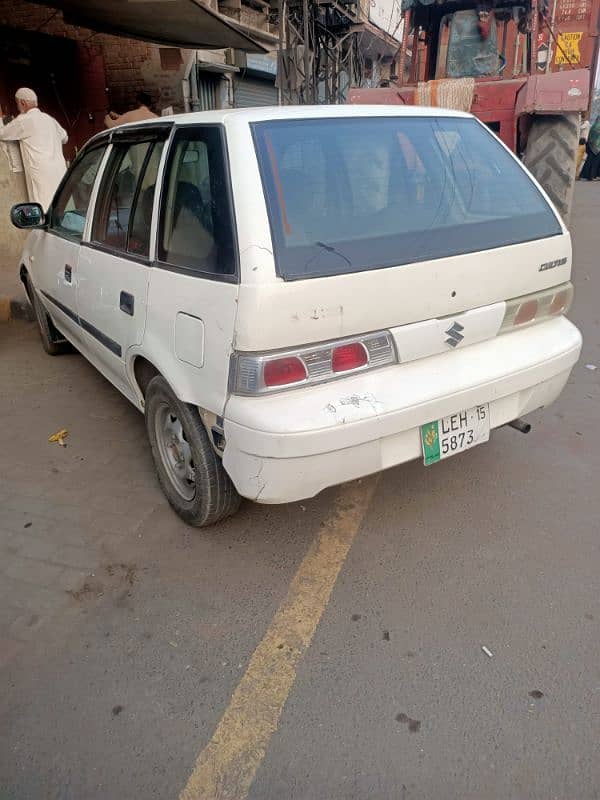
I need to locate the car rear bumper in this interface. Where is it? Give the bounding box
[222,317,582,503]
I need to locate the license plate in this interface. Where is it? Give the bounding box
[420,404,490,466]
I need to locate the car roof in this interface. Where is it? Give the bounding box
[110,103,470,129]
[163,104,472,125]
[84,104,473,150]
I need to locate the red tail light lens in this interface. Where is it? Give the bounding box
[263,356,307,387]
[550,289,569,315]
[514,299,538,326]
[332,342,368,373]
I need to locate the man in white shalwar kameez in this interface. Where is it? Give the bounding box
[0,87,68,210]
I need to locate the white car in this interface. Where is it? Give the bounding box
[12,106,582,526]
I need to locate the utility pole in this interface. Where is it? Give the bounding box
[276,0,369,105]
[302,0,312,102]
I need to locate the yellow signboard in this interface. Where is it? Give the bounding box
[555,31,583,64]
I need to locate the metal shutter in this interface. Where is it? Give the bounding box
[196,73,219,111]
[234,76,278,108]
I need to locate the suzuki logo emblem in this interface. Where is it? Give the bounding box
[445,321,464,348]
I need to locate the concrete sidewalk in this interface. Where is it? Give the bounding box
[0,268,32,321]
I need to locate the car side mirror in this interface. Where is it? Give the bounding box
[11,202,45,229]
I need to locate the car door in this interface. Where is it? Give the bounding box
[76,126,169,397]
[32,144,107,345]
[141,124,239,415]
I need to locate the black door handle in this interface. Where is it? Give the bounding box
[64,264,72,283]
[119,291,134,316]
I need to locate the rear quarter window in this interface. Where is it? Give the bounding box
[252,116,562,280]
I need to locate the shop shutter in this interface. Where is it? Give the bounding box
[234,76,278,107]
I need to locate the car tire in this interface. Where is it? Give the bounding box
[523,113,578,224]
[27,277,72,356]
[145,375,241,527]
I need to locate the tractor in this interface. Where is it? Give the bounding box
[348,0,599,221]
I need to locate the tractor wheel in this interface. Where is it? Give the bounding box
[523,113,579,224]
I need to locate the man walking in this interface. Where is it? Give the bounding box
[0,87,68,210]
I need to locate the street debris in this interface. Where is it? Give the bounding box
[481,645,494,658]
[66,582,96,601]
[396,713,422,733]
[585,364,597,371]
[48,428,68,446]
[106,563,136,585]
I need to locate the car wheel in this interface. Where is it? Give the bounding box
[145,375,241,527]
[27,277,72,356]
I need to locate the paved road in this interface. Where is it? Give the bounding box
[1,186,599,800]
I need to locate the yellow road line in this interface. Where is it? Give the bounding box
[180,477,379,800]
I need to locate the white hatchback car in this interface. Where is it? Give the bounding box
[12,106,581,526]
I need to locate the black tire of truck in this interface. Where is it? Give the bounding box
[523,113,579,225]
[145,375,241,527]
[27,276,72,356]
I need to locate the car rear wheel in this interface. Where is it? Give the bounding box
[27,277,72,356]
[523,113,578,224]
[145,375,241,527]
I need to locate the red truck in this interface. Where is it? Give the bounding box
[348,0,599,220]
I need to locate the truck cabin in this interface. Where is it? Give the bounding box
[404,0,538,85]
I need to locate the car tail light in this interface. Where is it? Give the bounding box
[549,287,571,315]
[231,331,396,395]
[263,356,307,387]
[514,299,538,326]
[501,282,573,333]
[332,342,368,373]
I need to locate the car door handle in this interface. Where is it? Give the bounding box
[64,264,72,283]
[119,291,134,316]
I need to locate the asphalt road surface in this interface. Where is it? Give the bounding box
[1,186,599,800]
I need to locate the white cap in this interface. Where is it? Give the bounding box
[15,87,38,105]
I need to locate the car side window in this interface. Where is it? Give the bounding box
[158,127,236,277]
[50,146,106,240]
[92,141,157,254]
[127,142,164,258]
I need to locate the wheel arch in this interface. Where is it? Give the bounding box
[20,264,32,302]
[130,354,220,439]
[132,355,161,401]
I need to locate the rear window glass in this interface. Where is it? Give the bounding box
[252,116,562,280]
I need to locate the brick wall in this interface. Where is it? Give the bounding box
[0,0,187,113]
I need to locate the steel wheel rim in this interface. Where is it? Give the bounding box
[154,402,196,501]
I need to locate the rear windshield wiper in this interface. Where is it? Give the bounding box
[315,241,352,268]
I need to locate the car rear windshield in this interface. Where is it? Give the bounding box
[252,116,562,280]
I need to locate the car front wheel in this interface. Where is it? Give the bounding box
[145,375,240,527]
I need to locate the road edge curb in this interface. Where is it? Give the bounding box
[0,294,35,323]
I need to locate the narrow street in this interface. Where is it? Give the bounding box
[0,185,599,800]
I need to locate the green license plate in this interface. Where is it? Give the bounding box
[421,404,490,465]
